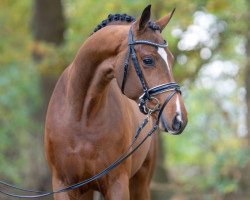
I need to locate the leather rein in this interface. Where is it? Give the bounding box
[0,25,181,199]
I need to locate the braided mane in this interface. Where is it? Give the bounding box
[93,14,136,33]
[93,13,160,34]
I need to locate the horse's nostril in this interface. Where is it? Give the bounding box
[172,114,183,132]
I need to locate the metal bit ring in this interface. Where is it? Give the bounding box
[145,97,160,114]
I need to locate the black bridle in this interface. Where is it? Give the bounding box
[0,25,182,199]
[121,27,181,114]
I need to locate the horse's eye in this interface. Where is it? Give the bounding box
[142,57,154,67]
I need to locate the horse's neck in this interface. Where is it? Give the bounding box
[66,30,125,121]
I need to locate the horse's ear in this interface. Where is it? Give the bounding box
[136,5,151,32]
[156,8,176,32]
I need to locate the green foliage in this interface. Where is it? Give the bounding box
[0,63,41,183]
[0,0,32,65]
[0,0,42,184]
[165,84,249,197]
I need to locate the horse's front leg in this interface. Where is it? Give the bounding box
[52,174,71,200]
[130,134,157,200]
[104,174,130,200]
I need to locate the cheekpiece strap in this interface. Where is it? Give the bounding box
[121,47,131,93]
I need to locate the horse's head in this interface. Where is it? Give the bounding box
[115,5,187,134]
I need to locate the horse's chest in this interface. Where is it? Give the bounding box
[55,122,152,182]
[54,127,124,168]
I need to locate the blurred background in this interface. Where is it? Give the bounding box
[0,0,250,199]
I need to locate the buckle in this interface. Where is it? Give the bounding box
[145,97,160,114]
[139,96,160,115]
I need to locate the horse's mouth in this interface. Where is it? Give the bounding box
[159,115,185,135]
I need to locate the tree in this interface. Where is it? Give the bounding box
[238,0,250,198]
[30,0,66,192]
[32,0,65,118]
[245,0,250,149]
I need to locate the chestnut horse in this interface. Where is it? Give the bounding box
[45,5,187,200]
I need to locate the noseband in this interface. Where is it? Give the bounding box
[121,27,181,114]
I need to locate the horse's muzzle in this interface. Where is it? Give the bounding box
[160,114,186,135]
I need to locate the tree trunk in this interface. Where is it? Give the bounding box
[151,135,173,200]
[245,0,250,147]
[32,0,65,118]
[29,0,65,192]
[32,0,65,45]
[238,0,250,198]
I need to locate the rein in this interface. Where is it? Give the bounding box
[0,25,181,199]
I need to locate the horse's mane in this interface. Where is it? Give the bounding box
[93,14,136,33]
[93,13,160,34]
